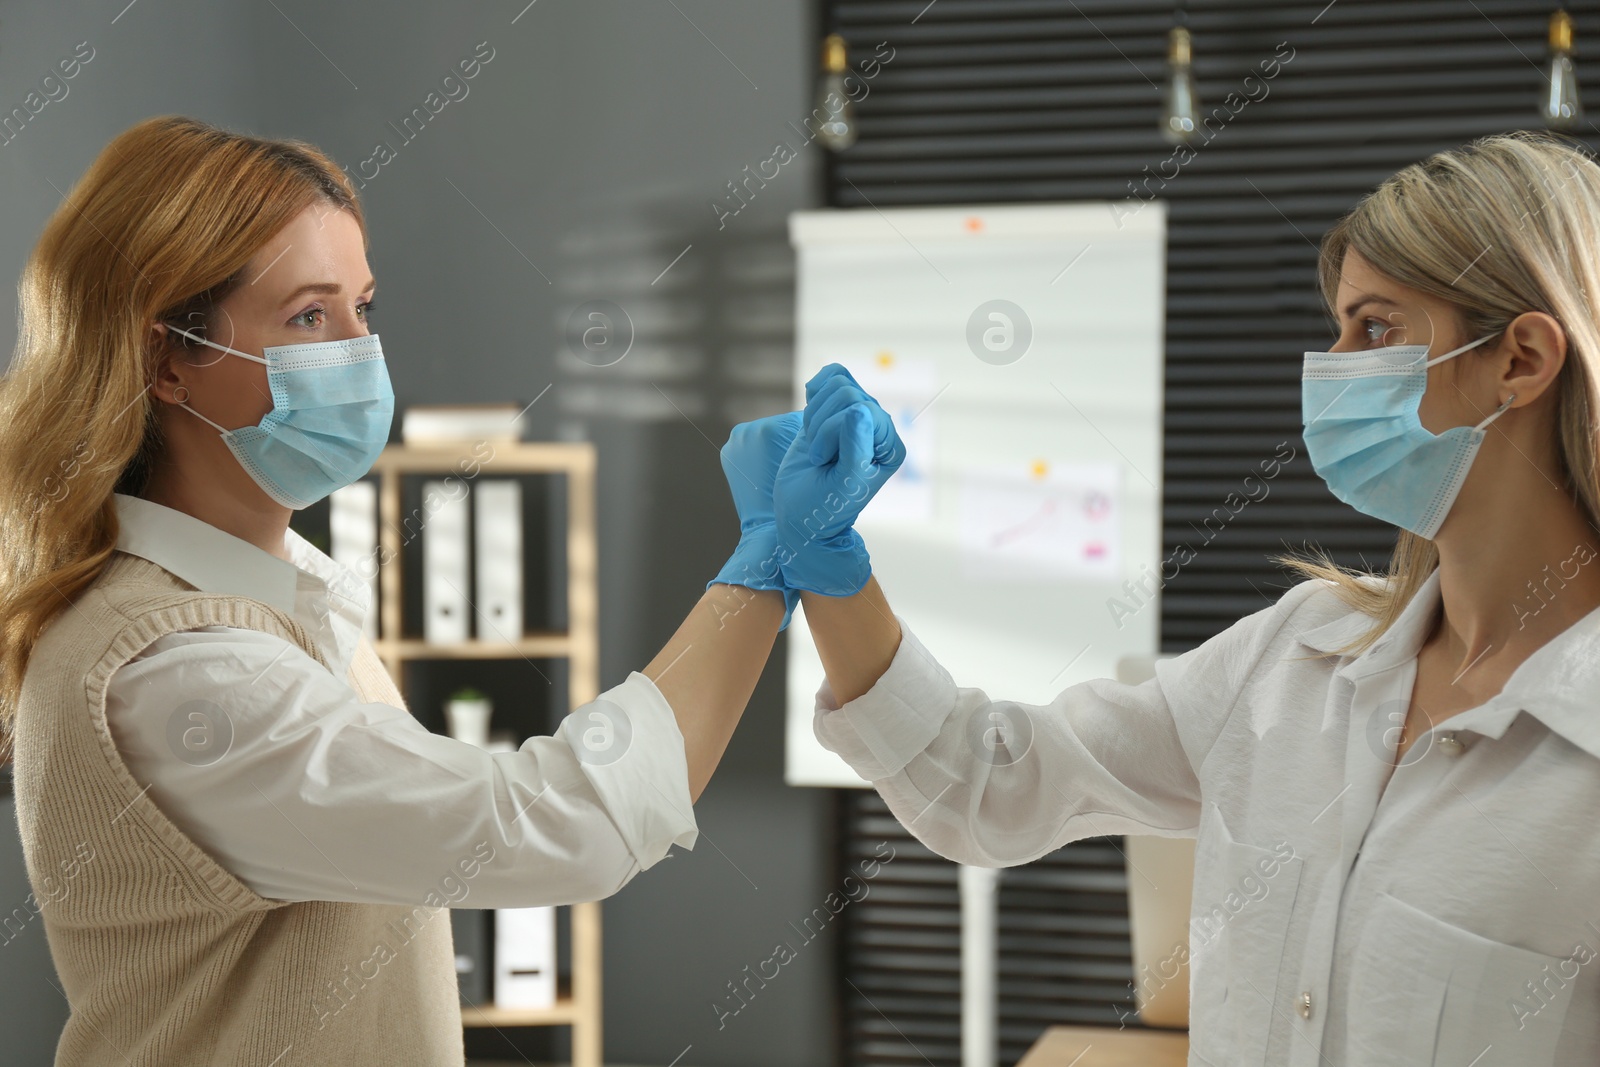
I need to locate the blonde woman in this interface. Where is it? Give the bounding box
[792,130,1600,1066]
[0,117,887,1065]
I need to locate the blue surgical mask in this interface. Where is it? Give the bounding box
[169,326,394,510]
[1301,331,1513,539]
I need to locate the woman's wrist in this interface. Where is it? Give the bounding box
[799,575,901,705]
[708,522,798,628]
[778,527,872,597]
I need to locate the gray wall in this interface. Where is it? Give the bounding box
[0,2,834,1064]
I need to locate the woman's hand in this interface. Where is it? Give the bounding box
[707,410,802,628]
[773,364,906,596]
[800,363,900,451]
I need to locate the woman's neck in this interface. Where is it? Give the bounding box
[138,468,294,562]
[1432,481,1600,680]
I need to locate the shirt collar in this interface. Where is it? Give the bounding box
[1295,570,1437,677]
[112,493,369,675]
[1294,567,1600,761]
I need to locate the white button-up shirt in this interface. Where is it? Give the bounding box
[103,493,697,908]
[813,571,1600,1066]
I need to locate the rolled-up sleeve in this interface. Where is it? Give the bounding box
[557,670,699,869]
[812,621,962,781]
[105,629,698,908]
[812,592,1316,868]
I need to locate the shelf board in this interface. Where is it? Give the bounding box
[371,441,594,476]
[374,633,573,659]
[460,992,578,1028]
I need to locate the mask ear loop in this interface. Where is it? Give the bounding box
[164,323,227,368]
[165,324,264,436]
[170,384,235,437]
[1474,393,1517,431]
[1424,329,1503,368]
[166,324,270,366]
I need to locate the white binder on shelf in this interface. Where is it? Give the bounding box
[422,480,470,644]
[473,479,523,641]
[329,480,379,639]
[493,905,557,1009]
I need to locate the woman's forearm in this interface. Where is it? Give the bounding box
[799,575,902,705]
[644,582,786,802]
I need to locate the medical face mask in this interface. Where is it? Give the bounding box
[1301,331,1513,540]
[168,326,394,510]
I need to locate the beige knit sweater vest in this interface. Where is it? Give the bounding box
[11,552,464,1066]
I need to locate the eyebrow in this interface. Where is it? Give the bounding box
[1340,294,1400,319]
[279,277,377,307]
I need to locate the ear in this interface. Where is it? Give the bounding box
[148,323,189,405]
[1499,310,1567,408]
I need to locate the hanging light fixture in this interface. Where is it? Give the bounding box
[1161,3,1200,144]
[814,33,858,151]
[1543,8,1584,130]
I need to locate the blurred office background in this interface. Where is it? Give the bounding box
[2,1,1597,1065]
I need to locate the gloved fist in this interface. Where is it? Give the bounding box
[800,364,902,462]
[773,364,907,596]
[707,410,802,628]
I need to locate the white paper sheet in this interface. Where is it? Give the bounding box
[957,460,1121,580]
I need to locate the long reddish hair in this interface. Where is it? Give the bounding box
[0,115,366,760]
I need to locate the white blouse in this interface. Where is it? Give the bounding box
[103,493,697,909]
[813,570,1600,1066]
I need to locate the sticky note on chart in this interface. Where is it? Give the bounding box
[958,460,1121,580]
[847,354,938,525]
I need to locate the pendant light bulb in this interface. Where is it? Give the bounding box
[1162,26,1200,145]
[1544,9,1585,130]
[815,34,858,151]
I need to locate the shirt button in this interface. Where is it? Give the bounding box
[1436,733,1465,755]
[1298,991,1314,1019]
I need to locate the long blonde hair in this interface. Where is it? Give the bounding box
[0,116,364,759]
[1281,130,1600,651]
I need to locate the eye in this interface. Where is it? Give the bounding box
[357,298,376,320]
[1363,317,1401,345]
[291,305,325,329]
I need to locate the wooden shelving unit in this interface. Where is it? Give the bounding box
[366,440,602,1067]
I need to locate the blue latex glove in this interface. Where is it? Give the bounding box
[800,364,901,465]
[707,410,802,629]
[773,365,907,596]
